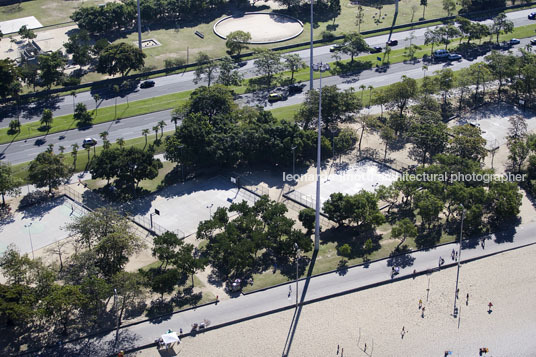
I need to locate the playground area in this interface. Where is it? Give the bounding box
[286,159,400,210]
[0,23,75,62]
[453,103,536,149]
[129,176,259,237]
[0,195,86,256]
[213,13,303,44]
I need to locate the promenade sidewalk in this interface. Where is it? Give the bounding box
[45,222,536,356]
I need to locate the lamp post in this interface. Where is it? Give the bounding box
[136,0,142,50]
[309,0,314,92]
[291,145,297,181]
[207,203,214,219]
[24,222,34,259]
[294,242,300,307]
[329,126,336,164]
[453,205,465,317]
[178,144,184,182]
[114,288,120,346]
[311,62,330,251]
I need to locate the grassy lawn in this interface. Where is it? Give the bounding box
[10,129,174,184]
[0,91,190,145]
[0,0,106,27]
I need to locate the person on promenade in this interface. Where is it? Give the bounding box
[419,299,422,309]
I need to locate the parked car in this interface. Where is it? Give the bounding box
[386,39,398,46]
[531,39,536,46]
[82,138,97,147]
[509,38,521,45]
[288,83,305,94]
[529,12,536,20]
[433,49,450,60]
[140,80,155,88]
[329,43,344,52]
[369,46,382,53]
[448,53,462,61]
[268,92,284,102]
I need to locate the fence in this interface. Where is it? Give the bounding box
[60,185,185,239]
[234,174,271,199]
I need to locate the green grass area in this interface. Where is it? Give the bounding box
[0,0,105,27]
[10,129,174,184]
[0,91,190,145]
[269,104,301,121]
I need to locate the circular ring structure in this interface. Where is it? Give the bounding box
[213,12,304,44]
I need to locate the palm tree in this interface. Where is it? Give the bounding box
[100,131,109,151]
[40,109,53,131]
[58,145,66,155]
[71,143,79,169]
[142,128,150,149]
[85,146,91,163]
[99,131,109,142]
[422,64,428,78]
[367,85,374,108]
[359,84,366,103]
[153,125,159,141]
[71,91,77,111]
[92,93,101,117]
[116,137,125,149]
[158,120,167,137]
[46,144,54,153]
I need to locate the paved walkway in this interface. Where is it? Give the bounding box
[47,222,536,356]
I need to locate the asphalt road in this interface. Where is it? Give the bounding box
[47,222,536,356]
[1,8,536,165]
[1,7,535,127]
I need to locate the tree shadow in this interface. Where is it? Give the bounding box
[414,224,442,249]
[387,246,416,268]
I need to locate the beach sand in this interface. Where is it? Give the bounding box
[140,243,536,356]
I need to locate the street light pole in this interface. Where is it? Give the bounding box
[453,205,465,317]
[207,203,214,219]
[294,243,299,307]
[179,145,184,182]
[24,223,34,259]
[114,288,120,346]
[309,0,314,92]
[291,146,296,180]
[312,63,330,251]
[136,0,143,50]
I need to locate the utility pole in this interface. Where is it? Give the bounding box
[136,0,142,50]
[309,0,314,92]
[453,205,465,317]
[294,243,300,307]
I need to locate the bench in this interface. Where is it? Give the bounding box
[195,31,204,39]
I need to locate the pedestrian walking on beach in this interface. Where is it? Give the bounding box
[401,326,406,339]
[488,302,493,313]
[337,344,339,355]
[466,293,469,306]
[341,348,344,357]
[419,299,422,309]
[421,307,425,318]
[364,343,367,352]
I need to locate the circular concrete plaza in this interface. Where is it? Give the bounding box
[213,12,303,44]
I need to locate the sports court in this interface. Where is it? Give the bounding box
[453,103,536,149]
[0,16,41,34]
[0,196,86,256]
[129,176,258,237]
[287,159,400,210]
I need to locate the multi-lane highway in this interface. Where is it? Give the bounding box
[1,7,535,164]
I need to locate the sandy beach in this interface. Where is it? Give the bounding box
[140,243,536,356]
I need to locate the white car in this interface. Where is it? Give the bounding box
[509,38,520,45]
[448,53,462,61]
[82,138,97,147]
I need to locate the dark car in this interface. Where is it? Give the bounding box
[386,39,398,46]
[329,44,344,52]
[531,39,536,46]
[140,80,155,88]
[370,46,382,53]
[529,12,536,20]
[288,83,305,94]
[82,138,97,148]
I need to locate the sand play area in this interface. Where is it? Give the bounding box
[214,13,303,44]
[141,243,536,356]
[453,102,536,150]
[288,159,400,210]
